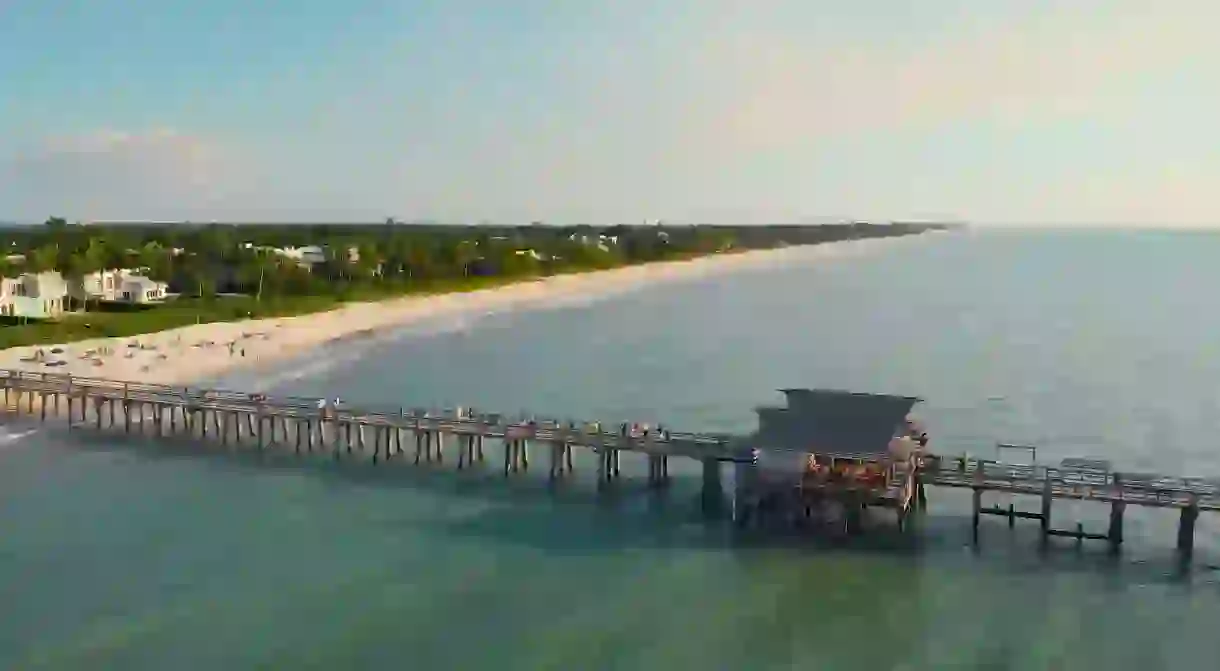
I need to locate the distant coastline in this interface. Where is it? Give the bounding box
[0,231,940,387]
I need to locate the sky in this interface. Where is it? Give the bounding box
[1,0,1218,226]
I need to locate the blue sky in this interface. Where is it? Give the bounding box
[2,0,1217,225]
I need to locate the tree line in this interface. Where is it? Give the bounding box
[0,218,945,304]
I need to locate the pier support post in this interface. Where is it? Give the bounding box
[596,448,608,489]
[1108,500,1126,552]
[548,442,572,481]
[971,487,982,544]
[504,440,518,476]
[548,442,560,481]
[1040,474,1053,548]
[1177,500,1200,558]
[646,454,670,489]
[844,497,864,536]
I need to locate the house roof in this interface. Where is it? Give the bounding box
[749,388,922,460]
[123,275,161,288]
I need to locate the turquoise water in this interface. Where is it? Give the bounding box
[3,230,1220,669]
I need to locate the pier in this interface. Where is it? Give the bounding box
[2,370,1217,557]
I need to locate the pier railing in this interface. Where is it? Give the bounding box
[0,369,746,460]
[4,368,1219,553]
[923,456,1220,510]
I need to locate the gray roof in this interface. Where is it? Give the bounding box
[749,389,922,460]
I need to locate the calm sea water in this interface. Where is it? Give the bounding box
[3,229,1220,670]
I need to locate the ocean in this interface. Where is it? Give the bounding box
[2,229,1218,669]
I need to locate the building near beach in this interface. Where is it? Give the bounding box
[0,271,69,319]
[72,269,169,304]
[733,388,926,527]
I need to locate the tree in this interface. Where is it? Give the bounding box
[353,242,381,279]
[136,243,174,283]
[83,238,109,275]
[27,245,59,273]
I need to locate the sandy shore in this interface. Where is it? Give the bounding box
[0,235,931,387]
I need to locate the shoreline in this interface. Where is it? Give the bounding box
[0,234,935,387]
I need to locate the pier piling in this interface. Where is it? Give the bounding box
[1108,501,1125,552]
[4,369,1218,558]
[1178,500,1200,557]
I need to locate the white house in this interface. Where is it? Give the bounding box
[118,275,167,303]
[273,245,328,270]
[0,271,69,319]
[74,269,168,304]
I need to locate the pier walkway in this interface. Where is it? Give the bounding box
[2,370,1216,556]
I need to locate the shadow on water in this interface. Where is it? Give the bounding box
[36,426,1220,586]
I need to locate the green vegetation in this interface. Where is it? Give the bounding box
[0,219,945,348]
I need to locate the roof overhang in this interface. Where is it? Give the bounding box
[750,388,922,459]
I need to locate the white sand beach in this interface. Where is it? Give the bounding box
[0,235,929,387]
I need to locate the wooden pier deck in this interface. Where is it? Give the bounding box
[925,459,1220,511]
[2,369,1216,556]
[0,370,744,500]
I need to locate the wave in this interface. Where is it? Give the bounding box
[0,426,39,445]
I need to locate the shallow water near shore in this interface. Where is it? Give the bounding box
[3,229,1220,670]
